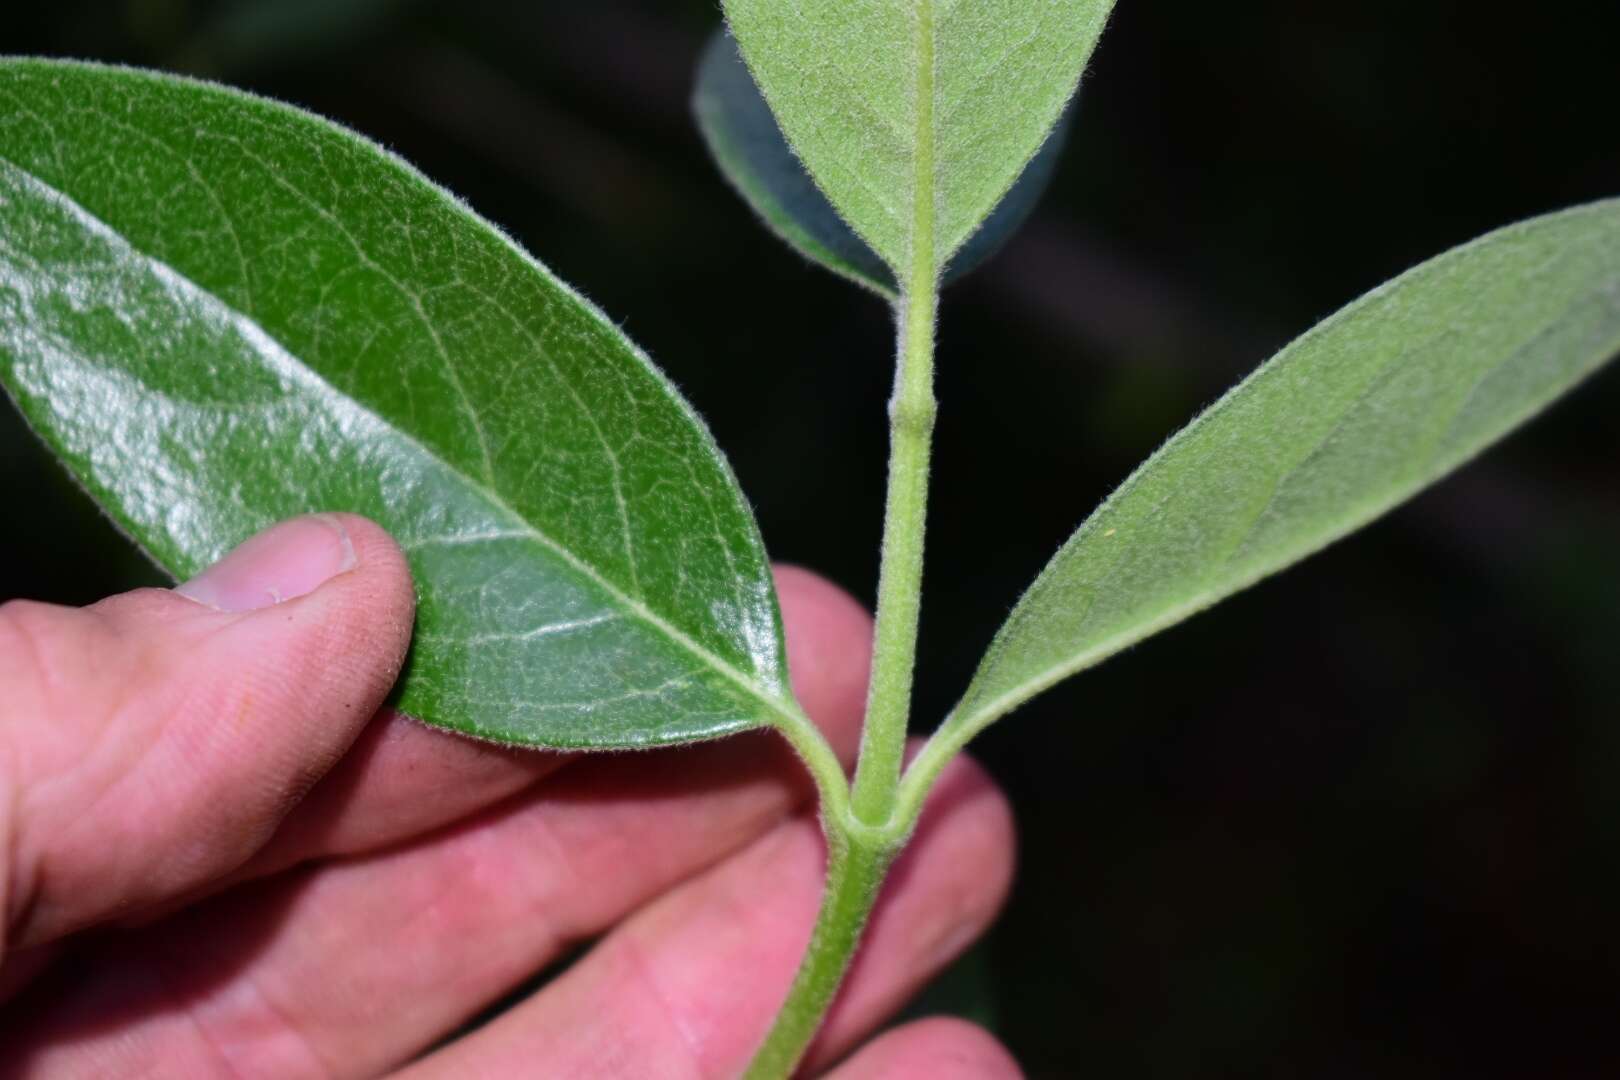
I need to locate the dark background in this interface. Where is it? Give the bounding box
[6,2,1620,1075]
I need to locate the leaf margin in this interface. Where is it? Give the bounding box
[923,195,1620,775]
[0,55,812,751]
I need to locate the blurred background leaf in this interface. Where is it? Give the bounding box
[5,2,1620,1075]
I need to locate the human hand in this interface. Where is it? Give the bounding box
[0,515,1018,1077]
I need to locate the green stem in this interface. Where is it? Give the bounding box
[744,279,939,1072]
[749,4,942,1073]
[849,0,939,826]
[745,276,940,1069]
[743,819,897,1079]
[771,700,857,827]
[849,285,937,826]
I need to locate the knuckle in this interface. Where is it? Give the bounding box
[0,593,180,716]
[0,599,80,704]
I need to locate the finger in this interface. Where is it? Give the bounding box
[823,1017,1022,1080]
[1,566,875,1077]
[400,753,1015,1080]
[231,564,868,884]
[213,710,571,886]
[1,514,414,950]
[112,713,574,934]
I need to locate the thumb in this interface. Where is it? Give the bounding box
[1,513,415,951]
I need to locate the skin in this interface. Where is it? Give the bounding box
[0,514,1020,1078]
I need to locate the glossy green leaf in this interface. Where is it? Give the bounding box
[692,28,1071,298]
[721,0,1113,282]
[0,59,800,749]
[946,199,1620,748]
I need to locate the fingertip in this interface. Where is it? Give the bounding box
[1,516,420,947]
[773,564,872,758]
[200,513,417,783]
[915,752,1019,890]
[908,752,1019,970]
[172,513,412,621]
[828,1017,1023,1079]
[301,513,417,687]
[321,512,416,624]
[773,564,870,629]
[86,514,415,703]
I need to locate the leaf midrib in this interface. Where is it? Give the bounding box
[909,0,937,287]
[3,153,805,735]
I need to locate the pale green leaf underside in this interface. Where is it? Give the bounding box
[693,28,1071,298]
[0,59,796,749]
[721,0,1113,277]
[949,199,1620,744]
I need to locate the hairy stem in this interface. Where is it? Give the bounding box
[743,820,897,1079]
[849,285,937,826]
[849,0,939,826]
[771,701,856,825]
[749,3,942,1073]
[746,279,940,1076]
[747,284,939,1074]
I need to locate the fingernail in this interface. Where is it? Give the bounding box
[176,514,357,613]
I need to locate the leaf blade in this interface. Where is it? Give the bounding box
[692,28,1073,296]
[693,29,896,296]
[932,0,1110,260]
[0,59,795,748]
[948,199,1620,744]
[720,0,1113,278]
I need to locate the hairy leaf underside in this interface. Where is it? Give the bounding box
[947,199,1620,745]
[722,0,1115,280]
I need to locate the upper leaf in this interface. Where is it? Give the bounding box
[692,28,1072,298]
[944,198,1620,747]
[721,0,1113,282]
[0,59,796,749]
